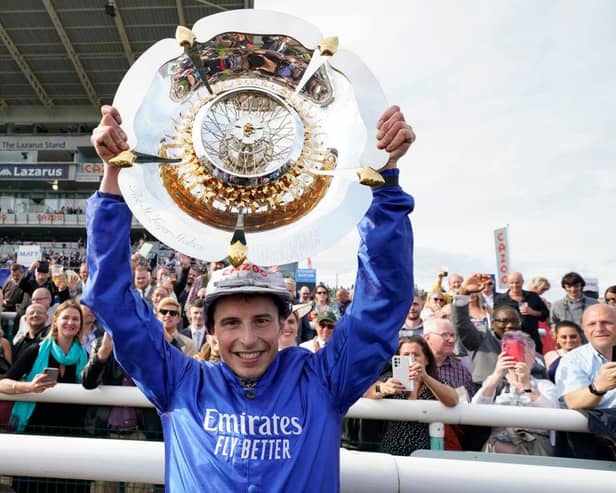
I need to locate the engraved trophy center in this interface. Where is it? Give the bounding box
[193,88,304,183]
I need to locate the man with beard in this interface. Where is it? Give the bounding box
[399,292,425,337]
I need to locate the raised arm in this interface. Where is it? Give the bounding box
[81,105,192,410]
[451,274,490,351]
[311,106,416,411]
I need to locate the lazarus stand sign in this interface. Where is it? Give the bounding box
[494,227,510,290]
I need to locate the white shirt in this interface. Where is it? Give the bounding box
[299,337,327,353]
[190,327,205,350]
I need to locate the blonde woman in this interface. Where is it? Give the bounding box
[529,276,553,353]
[0,299,89,492]
[0,299,88,430]
[529,277,551,310]
[420,291,447,320]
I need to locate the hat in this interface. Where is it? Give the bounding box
[36,263,49,274]
[317,311,338,324]
[204,262,292,322]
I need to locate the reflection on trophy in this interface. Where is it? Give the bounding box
[112,9,389,266]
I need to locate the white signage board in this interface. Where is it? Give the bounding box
[17,245,41,266]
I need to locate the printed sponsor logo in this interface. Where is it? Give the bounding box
[203,408,302,461]
[0,164,69,180]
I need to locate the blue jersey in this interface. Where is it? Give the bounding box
[82,171,414,492]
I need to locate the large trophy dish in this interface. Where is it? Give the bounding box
[113,9,389,266]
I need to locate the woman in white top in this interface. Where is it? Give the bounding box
[472,330,557,455]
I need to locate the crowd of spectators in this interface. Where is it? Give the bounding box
[0,205,84,216]
[0,239,86,271]
[0,258,615,491]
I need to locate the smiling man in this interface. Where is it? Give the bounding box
[299,311,337,352]
[555,303,616,459]
[82,104,415,492]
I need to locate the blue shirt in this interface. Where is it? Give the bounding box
[555,343,616,409]
[82,174,414,493]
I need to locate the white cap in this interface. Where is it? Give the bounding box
[204,263,292,324]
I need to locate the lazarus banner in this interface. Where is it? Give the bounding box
[494,227,510,290]
[0,163,70,180]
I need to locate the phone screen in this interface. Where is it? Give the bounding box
[42,367,59,383]
[612,345,616,362]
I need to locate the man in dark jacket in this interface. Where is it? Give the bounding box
[18,260,70,305]
[494,272,548,353]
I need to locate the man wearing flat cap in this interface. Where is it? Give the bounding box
[300,310,338,352]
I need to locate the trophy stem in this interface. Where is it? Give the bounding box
[228,210,248,267]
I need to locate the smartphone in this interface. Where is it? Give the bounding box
[42,367,59,383]
[502,340,524,362]
[612,345,616,362]
[392,355,416,391]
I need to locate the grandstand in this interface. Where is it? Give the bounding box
[0,0,253,245]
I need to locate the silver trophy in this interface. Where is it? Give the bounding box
[112,9,388,266]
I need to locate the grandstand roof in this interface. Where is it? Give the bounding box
[0,0,253,123]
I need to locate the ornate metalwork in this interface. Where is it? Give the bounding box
[113,10,387,264]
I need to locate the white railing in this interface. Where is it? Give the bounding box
[2,384,612,493]
[1,434,614,493]
[0,383,590,432]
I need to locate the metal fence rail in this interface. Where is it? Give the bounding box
[0,383,590,432]
[1,434,614,493]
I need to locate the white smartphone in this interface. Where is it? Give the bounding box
[392,354,415,391]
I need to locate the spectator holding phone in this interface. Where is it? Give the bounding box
[472,331,557,455]
[0,299,90,492]
[0,299,88,431]
[451,273,547,388]
[366,336,458,456]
